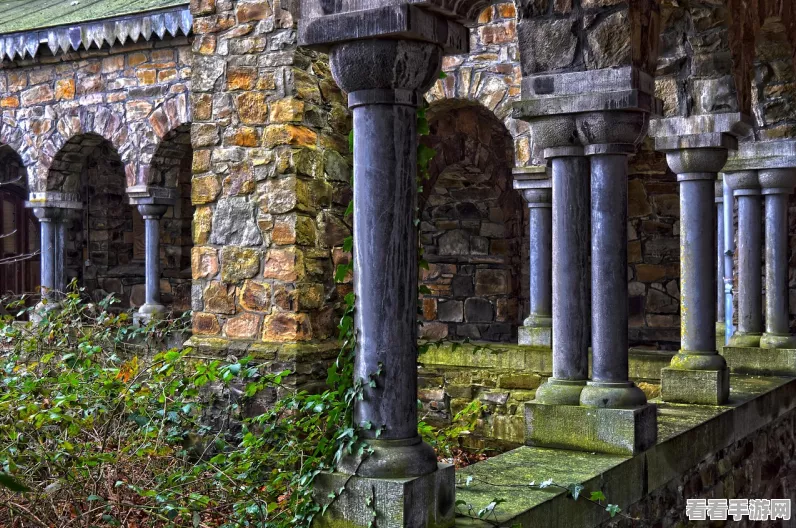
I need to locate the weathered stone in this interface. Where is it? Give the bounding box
[239,280,271,312]
[193,55,225,91]
[235,91,268,124]
[437,299,464,322]
[204,282,236,314]
[191,175,221,205]
[193,312,221,335]
[465,297,494,322]
[192,246,219,279]
[263,125,318,147]
[263,247,302,281]
[210,197,262,246]
[270,97,305,122]
[54,79,75,100]
[224,313,261,339]
[262,312,311,342]
[475,269,509,295]
[517,19,577,74]
[221,246,260,282]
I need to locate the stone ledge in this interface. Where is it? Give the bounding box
[418,342,674,382]
[722,345,796,376]
[454,375,796,526]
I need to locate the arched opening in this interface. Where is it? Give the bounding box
[49,133,138,306]
[147,123,193,312]
[418,103,524,342]
[752,17,796,139]
[0,145,38,297]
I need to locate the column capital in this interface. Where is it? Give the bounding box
[127,185,177,206]
[137,204,170,219]
[724,139,796,172]
[759,168,796,195]
[513,67,661,156]
[513,166,551,207]
[724,169,761,196]
[26,191,82,213]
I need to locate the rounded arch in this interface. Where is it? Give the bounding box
[31,106,136,192]
[418,101,524,342]
[137,93,192,186]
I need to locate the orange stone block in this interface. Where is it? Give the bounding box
[193,312,221,335]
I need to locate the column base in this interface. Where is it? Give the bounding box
[533,378,586,405]
[518,316,552,347]
[134,303,166,325]
[760,332,796,350]
[722,345,796,376]
[660,367,730,405]
[313,464,455,528]
[579,381,648,408]
[716,321,726,351]
[524,401,657,456]
[727,331,762,347]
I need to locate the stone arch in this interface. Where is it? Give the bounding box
[751,15,796,139]
[418,101,524,342]
[32,106,136,192]
[424,2,534,166]
[137,93,192,186]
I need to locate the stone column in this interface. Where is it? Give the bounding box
[127,186,176,323]
[514,168,553,348]
[655,137,734,405]
[535,146,590,404]
[297,4,473,523]
[137,204,169,319]
[759,169,796,349]
[715,178,726,347]
[27,192,82,309]
[725,170,763,347]
[577,113,648,410]
[32,207,57,307]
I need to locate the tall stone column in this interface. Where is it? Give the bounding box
[27,192,82,309]
[32,207,57,307]
[517,69,659,456]
[653,133,737,405]
[577,112,648,411]
[759,169,796,349]
[127,186,176,323]
[715,178,726,347]
[296,3,476,525]
[535,144,590,404]
[513,168,553,348]
[725,170,763,347]
[138,205,169,319]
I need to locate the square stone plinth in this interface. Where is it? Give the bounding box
[661,367,730,405]
[313,464,455,528]
[722,346,796,376]
[518,325,552,347]
[524,402,657,456]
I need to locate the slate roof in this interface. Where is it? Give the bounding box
[0,0,188,35]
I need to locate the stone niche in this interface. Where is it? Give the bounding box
[419,104,525,343]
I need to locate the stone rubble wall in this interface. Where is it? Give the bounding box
[188,0,352,361]
[605,407,796,528]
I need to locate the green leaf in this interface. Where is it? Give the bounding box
[0,473,30,492]
[590,490,606,502]
[568,483,584,500]
[606,504,621,518]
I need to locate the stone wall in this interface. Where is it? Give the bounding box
[188,0,351,357]
[419,105,525,343]
[0,35,194,310]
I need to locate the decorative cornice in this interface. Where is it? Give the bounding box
[0,7,192,62]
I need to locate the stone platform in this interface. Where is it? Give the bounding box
[454,375,796,526]
[722,345,796,376]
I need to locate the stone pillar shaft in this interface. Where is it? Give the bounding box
[528,200,552,320]
[737,194,763,334]
[680,175,717,352]
[135,204,169,319]
[36,211,56,302]
[758,168,796,349]
[716,184,725,325]
[351,92,420,443]
[589,153,629,383]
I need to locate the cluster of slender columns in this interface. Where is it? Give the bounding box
[726,167,796,349]
[27,190,172,321]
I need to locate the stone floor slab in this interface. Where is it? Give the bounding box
[660,366,729,405]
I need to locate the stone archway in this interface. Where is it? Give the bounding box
[418,103,524,342]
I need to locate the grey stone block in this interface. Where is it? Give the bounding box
[661,367,730,405]
[518,325,552,347]
[313,465,455,528]
[524,402,658,456]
